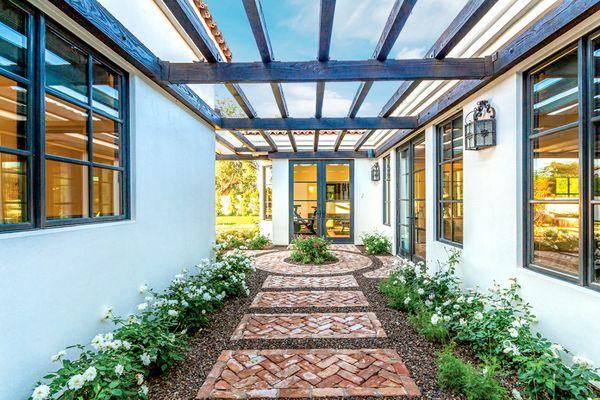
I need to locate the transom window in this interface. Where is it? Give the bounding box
[524,30,600,288]
[0,0,128,232]
[382,155,391,226]
[437,114,463,246]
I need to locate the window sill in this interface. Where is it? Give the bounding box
[436,237,463,249]
[521,266,600,296]
[0,219,136,240]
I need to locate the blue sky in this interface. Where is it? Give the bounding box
[206,0,468,118]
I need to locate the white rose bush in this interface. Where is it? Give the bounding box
[29,249,254,400]
[380,249,600,399]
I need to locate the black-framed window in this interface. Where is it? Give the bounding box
[437,114,463,246]
[0,0,128,233]
[524,30,600,289]
[382,155,391,225]
[263,165,272,220]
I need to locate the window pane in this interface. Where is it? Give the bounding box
[92,59,120,118]
[45,29,88,103]
[532,127,579,200]
[46,160,88,219]
[453,160,463,200]
[441,203,451,241]
[594,123,600,200]
[292,200,318,236]
[532,203,579,277]
[593,36,600,118]
[0,152,26,223]
[93,168,120,217]
[93,114,119,166]
[532,49,578,134]
[442,124,452,161]
[452,115,463,157]
[293,182,317,200]
[0,0,28,76]
[45,94,88,160]
[452,202,463,244]
[326,218,350,239]
[441,163,451,199]
[593,205,600,283]
[0,75,26,149]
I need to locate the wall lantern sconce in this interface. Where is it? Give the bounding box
[465,100,496,150]
[371,162,380,181]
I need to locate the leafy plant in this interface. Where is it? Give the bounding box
[408,309,450,343]
[290,235,336,264]
[437,348,508,400]
[361,231,391,255]
[216,230,271,251]
[29,250,254,400]
[247,233,271,250]
[380,250,600,400]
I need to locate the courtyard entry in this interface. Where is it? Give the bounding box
[396,135,426,261]
[290,160,353,243]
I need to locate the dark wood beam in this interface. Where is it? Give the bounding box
[225,83,257,117]
[431,0,498,59]
[215,134,238,153]
[229,131,257,152]
[217,154,268,160]
[374,0,417,61]
[242,0,289,118]
[269,151,371,159]
[288,132,298,152]
[234,146,271,153]
[162,0,223,63]
[375,0,600,156]
[165,57,493,84]
[315,82,325,118]
[47,0,221,127]
[375,0,499,120]
[316,0,336,119]
[333,130,347,151]
[348,81,373,118]
[314,130,320,152]
[259,130,278,152]
[353,129,376,151]
[318,0,336,61]
[373,129,413,157]
[220,116,418,130]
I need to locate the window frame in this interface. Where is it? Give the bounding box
[0,0,129,233]
[436,113,464,248]
[382,155,391,226]
[522,31,600,291]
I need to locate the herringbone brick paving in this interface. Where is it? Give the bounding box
[196,349,420,399]
[230,312,386,340]
[262,275,359,289]
[363,256,398,279]
[250,290,369,308]
[254,250,372,275]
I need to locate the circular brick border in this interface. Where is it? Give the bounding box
[253,250,373,275]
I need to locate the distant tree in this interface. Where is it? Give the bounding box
[215,98,259,216]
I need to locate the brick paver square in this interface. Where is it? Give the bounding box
[262,275,358,289]
[231,312,386,340]
[250,291,369,308]
[197,349,420,399]
[364,256,398,279]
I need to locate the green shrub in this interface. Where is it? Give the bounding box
[361,231,391,254]
[29,251,254,400]
[409,309,450,343]
[437,348,508,400]
[247,233,271,250]
[216,230,271,250]
[379,250,600,400]
[290,236,336,264]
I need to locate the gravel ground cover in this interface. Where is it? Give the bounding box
[148,249,518,400]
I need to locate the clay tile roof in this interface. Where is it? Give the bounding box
[193,0,232,62]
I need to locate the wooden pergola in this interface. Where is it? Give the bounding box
[51,0,600,160]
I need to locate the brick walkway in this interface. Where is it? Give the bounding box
[262,275,358,289]
[254,250,372,275]
[251,290,369,308]
[197,246,420,399]
[231,312,386,340]
[363,256,398,279]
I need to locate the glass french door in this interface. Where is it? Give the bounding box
[396,135,427,261]
[290,160,353,243]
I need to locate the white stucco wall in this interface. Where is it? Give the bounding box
[271,159,289,245]
[0,2,217,399]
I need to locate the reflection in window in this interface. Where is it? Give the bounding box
[437,114,463,245]
[93,59,120,118]
[93,168,120,217]
[45,160,88,219]
[292,164,318,236]
[45,28,88,103]
[92,114,119,166]
[527,47,580,277]
[0,152,26,223]
[0,0,27,76]
[0,75,26,149]
[263,165,272,220]
[325,163,350,239]
[45,94,88,160]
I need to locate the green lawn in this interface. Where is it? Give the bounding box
[216,215,259,234]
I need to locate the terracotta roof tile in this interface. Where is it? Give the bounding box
[193,0,232,61]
